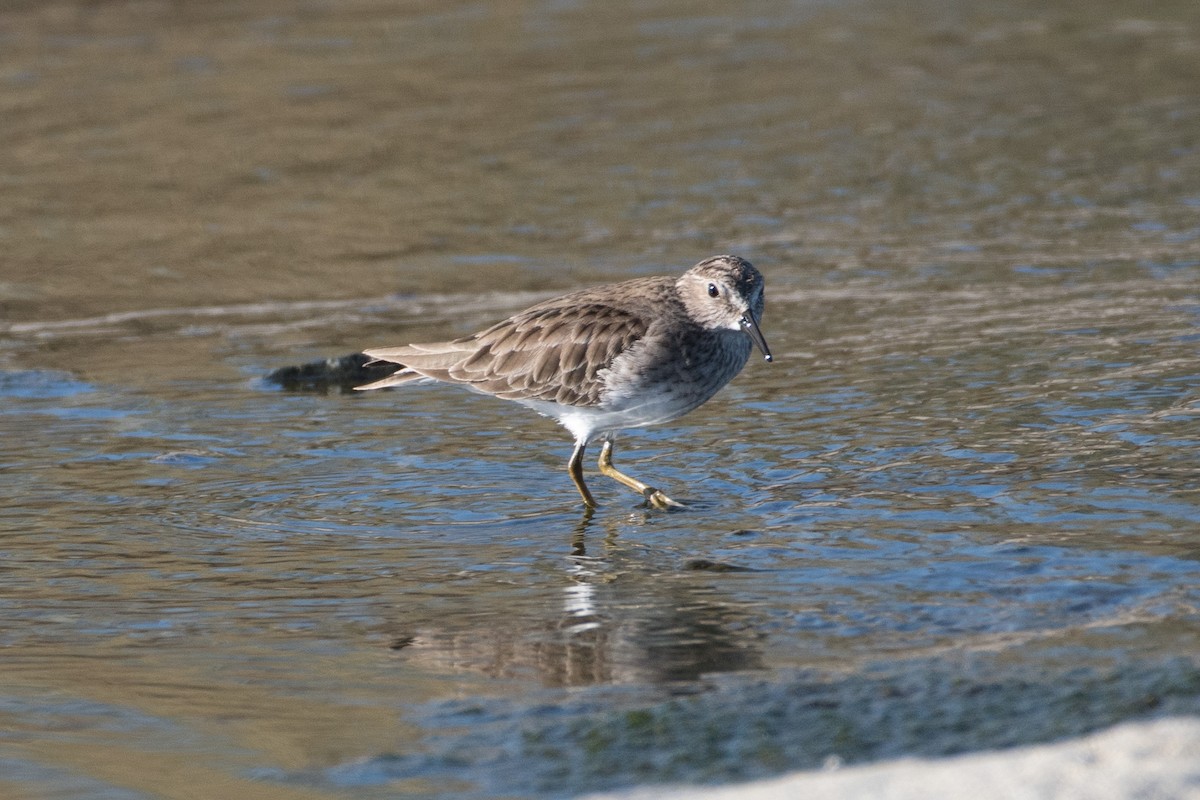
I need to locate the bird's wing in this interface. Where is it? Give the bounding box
[442,300,649,405]
[358,277,670,403]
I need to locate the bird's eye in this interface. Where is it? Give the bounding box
[707,283,719,298]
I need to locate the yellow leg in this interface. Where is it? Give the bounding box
[568,441,598,508]
[597,440,684,509]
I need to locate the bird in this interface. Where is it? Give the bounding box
[355,254,772,509]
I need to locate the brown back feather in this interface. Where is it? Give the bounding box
[361,276,675,404]
[448,299,651,405]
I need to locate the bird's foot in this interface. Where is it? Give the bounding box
[644,488,686,510]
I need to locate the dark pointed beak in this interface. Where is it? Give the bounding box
[739,312,773,362]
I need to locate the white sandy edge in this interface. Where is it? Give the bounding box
[583,716,1200,800]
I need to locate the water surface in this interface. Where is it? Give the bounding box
[2,0,1199,798]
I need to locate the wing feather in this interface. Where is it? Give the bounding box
[357,277,672,404]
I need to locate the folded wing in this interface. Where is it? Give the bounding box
[356,300,649,407]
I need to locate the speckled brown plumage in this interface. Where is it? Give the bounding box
[356,255,772,509]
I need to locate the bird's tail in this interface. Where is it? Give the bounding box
[353,343,464,391]
[354,369,423,391]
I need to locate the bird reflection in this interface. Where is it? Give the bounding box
[532,577,764,685]
[393,517,765,687]
[570,505,597,555]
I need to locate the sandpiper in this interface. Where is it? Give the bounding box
[356,255,772,508]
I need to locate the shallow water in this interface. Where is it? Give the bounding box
[2,0,1200,798]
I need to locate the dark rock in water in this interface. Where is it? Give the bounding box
[265,352,396,394]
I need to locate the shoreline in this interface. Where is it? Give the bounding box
[587,716,1200,800]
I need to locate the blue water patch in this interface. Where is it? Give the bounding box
[0,369,93,400]
[0,756,150,800]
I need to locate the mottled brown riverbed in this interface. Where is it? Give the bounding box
[2,1,1199,798]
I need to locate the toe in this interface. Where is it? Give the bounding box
[645,488,686,510]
